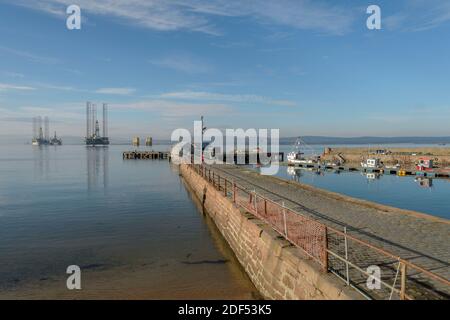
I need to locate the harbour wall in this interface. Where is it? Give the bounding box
[180,164,361,300]
[322,147,450,167]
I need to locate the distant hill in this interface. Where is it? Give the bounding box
[2,135,450,146]
[280,136,450,145]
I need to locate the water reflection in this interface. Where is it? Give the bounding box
[286,166,302,182]
[277,165,450,218]
[415,177,433,188]
[364,172,381,181]
[286,166,328,182]
[87,147,109,190]
[32,146,50,179]
[1,145,258,299]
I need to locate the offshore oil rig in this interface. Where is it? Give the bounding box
[32,116,62,146]
[85,102,109,146]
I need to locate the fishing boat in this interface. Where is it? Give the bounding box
[385,163,401,169]
[287,152,318,164]
[361,158,382,168]
[287,137,320,165]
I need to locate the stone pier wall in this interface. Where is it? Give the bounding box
[180,164,361,300]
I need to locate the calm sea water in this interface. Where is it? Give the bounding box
[255,144,449,219]
[1,144,448,299]
[0,145,258,299]
[272,166,450,219]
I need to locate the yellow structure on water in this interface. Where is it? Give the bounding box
[132,137,140,146]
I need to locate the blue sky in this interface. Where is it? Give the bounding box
[0,0,450,139]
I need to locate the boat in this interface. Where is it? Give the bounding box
[287,137,320,165]
[361,158,382,168]
[385,163,401,169]
[416,158,434,172]
[287,151,317,164]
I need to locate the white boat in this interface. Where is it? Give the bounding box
[385,164,401,169]
[287,151,317,164]
[361,158,381,168]
[287,137,321,165]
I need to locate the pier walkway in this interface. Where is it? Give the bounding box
[123,150,169,160]
[205,164,450,299]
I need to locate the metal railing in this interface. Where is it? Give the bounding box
[187,163,450,300]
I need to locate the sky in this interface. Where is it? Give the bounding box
[0,0,450,140]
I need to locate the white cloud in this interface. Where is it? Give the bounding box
[36,83,82,91]
[111,99,230,118]
[160,91,297,107]
[95,87,136,95]
[0,46,60,64]
[385,0,450,32]
[14,0,355,35]
[0,83,36,91]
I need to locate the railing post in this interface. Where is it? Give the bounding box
[213,172,215,187]
[282,201,288,237]
[224,178,227,196]
[254,191,258,216]
[400,262,407,300]
[233,181,236,203]
[344,227,350,286]
[264,199,267,216]
[323,227,329,272]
